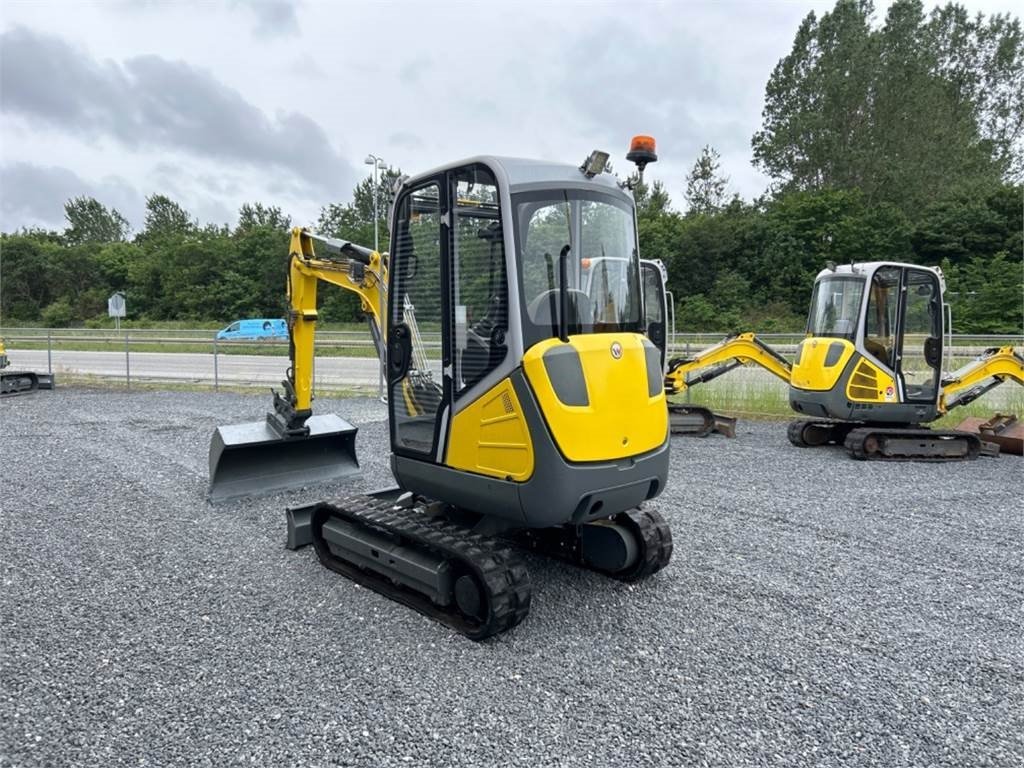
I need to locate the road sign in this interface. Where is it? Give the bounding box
[108,292,126,318]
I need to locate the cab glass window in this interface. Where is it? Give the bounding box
[513,190,641,349]
[901,269,942,401]
[864,266,901,369]
[806,276,863,340]
[451,165,508,394]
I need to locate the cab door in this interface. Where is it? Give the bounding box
[862,265,942,405]
[897,267,943,403]
[641,259,668,370]
[386,179,450,459]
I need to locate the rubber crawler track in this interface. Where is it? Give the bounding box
[1,371,39,397]
[310,495,532,641]
[787,419,852,448]
[844,426,983,461]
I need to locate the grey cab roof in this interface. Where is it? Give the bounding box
[815,261,942,280]
[402,154,633,200]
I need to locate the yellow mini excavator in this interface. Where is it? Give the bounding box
[210,140,673,639]
[664,261,1024,460]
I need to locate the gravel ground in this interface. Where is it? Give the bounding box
[2,387,1021,768]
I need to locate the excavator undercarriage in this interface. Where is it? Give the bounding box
[786,419,993,460]
[286,489,672,640]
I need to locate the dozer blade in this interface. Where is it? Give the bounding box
[208,413,360,503]
[667,404,737,438]
[955,414,1023,456]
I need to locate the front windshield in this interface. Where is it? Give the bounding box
[806,275,864,340]
[513,190,641,348]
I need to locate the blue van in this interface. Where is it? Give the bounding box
[216,318,288,341]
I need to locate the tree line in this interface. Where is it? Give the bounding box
[1,0,1021,335]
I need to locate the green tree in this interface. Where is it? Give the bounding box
[63,196,130,245]
[684,145,730,215]
[142,194,196,239]
[40,298,74,327]
[236,202,291,234]
[0,235,59,319]
[633,179,672,217]
[753,0,1021,210]
[945,251,1024,333]
[317,166,403,250]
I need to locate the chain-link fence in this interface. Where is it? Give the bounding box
[2,327,1021,414]
[0,328,392,394]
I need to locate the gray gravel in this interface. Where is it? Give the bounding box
[2,387,1021,768]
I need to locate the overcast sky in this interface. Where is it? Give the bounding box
[0,0,1018,234]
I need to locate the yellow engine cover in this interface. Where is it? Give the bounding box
[790,337,855,391]
[445,378,534,481]
[522,334,667,463]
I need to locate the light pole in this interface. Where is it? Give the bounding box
[364,154,385,253]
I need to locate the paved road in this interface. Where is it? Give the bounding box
[9,348,1019,407]
[11,349,384,388]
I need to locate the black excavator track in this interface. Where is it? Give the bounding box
[1,371,40,397]
[843,427,987,461]
[787,419,853,448]
[515,507,673,582]
[788,419,991,460]
[309,495,532,641]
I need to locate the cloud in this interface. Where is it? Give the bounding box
[0,163,143,232]
[388,131,425,151]
[557,19,752,173]
[0,26,354,194]
[232,0,301,38]
[398,55,433,85]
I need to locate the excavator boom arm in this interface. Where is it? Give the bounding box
[664,332,792,395]
[939,346,1024,413]
[280,228,389,422]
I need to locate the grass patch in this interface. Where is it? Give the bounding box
[52,373,376,398]
[676,365,1024,424]
[13,340,380,357]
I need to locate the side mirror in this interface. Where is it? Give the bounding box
[924,337,941,369]
[647,321,665,348]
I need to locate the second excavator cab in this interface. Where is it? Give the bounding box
[790,261,945,424]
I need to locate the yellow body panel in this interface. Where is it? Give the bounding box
[445,378,534,481]
[844,356,895,403]
[522,334,666,463]
[790,338,855,391]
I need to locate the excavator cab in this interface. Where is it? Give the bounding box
[384,157,669,529]
[790,261,946,424]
